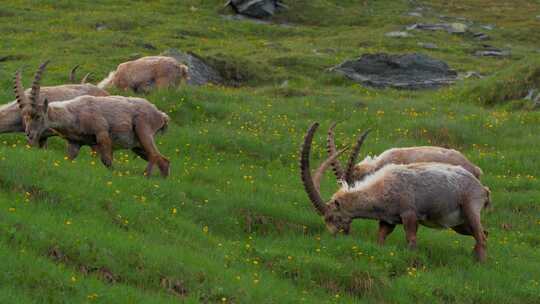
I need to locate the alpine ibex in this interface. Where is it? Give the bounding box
[98,56,189,93]
[300,123,491,262]
[19,61,171,177]
[3,62,108,148]
[327,122,483,185]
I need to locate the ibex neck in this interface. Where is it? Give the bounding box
[340,189,390,221]
[47,106,75,131]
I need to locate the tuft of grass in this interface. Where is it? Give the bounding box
[453,56,540,106]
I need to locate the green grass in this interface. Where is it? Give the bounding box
[0,0,540,303]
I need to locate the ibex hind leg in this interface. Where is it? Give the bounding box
[377,221,396,246]
[462,199,487,262]
[39,138,48,149]
[134,117,169,177]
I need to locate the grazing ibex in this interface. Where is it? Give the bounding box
[327,123,483,185]
[300,123,491,262]
[98,56,189,93]
[19,61,171,177]
[3,62,108,148]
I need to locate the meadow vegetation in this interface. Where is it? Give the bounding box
[0,0,539,303]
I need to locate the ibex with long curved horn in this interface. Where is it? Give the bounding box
[19,61,171,177]
[327,122,483,185]
[3,61,108,149]
[300,122,491,262]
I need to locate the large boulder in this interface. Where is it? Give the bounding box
[161,49,224,86]
[331,53,458,90]
[225,0,286,19]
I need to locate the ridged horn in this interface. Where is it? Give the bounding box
[327,122,345,181]
[344,129,371,185]
[80,72,91,84]
[300,122,328,216]
[13,70,26,106]
[30,60,50,105]
[313,146,349,193]
[70,65,80,83]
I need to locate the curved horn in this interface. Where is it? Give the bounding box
[80,72,91,84]
[30,60,50,105]
[300,122,327,216]
[327,122,345,181]
[313,146,349,193]
[70,65,80,83]
[344,129,372,185]
[13,70,26,106]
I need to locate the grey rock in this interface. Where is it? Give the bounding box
[524,89,537,101]
[474,45,511,57]
[407,22,468,33]
[385,31,411,38]
[418,42,438,49]
[473,32,490,40]
[331,53,457,90]
[407,12,423,17]
[95,23,107,31]
[533,95,540,110]
[225,0,286,19]
[458,71,483,79]
[161,49,224,86]
[481,24,495,31]
[221,14,292,27]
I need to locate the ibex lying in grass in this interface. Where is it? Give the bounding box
[98,56,189,93]
[19,61,171,177]
[3,62,108,148]
[301,123,491,262]
[327,123,483,185]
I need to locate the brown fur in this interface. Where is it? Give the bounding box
[326,124,483,181]
[98,56,189,93]
[351,146,483,180]
[5,63,108,151]
[302,123,490,262]
[18,62,171,177]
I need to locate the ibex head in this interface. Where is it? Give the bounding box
[300,122,369,235]
[180,65,190,81]
[14,60,50,146]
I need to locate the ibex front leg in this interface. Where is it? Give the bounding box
[66,142,82,160]
[401,211,418,250]
[96,131,113,168]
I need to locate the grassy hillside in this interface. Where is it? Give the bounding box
[0,0,539,303]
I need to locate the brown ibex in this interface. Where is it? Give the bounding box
[19,61,171,177]
[300,123,491,262]
[98,56,189,93]
[3,62,108,149]
[327,122,483,185]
